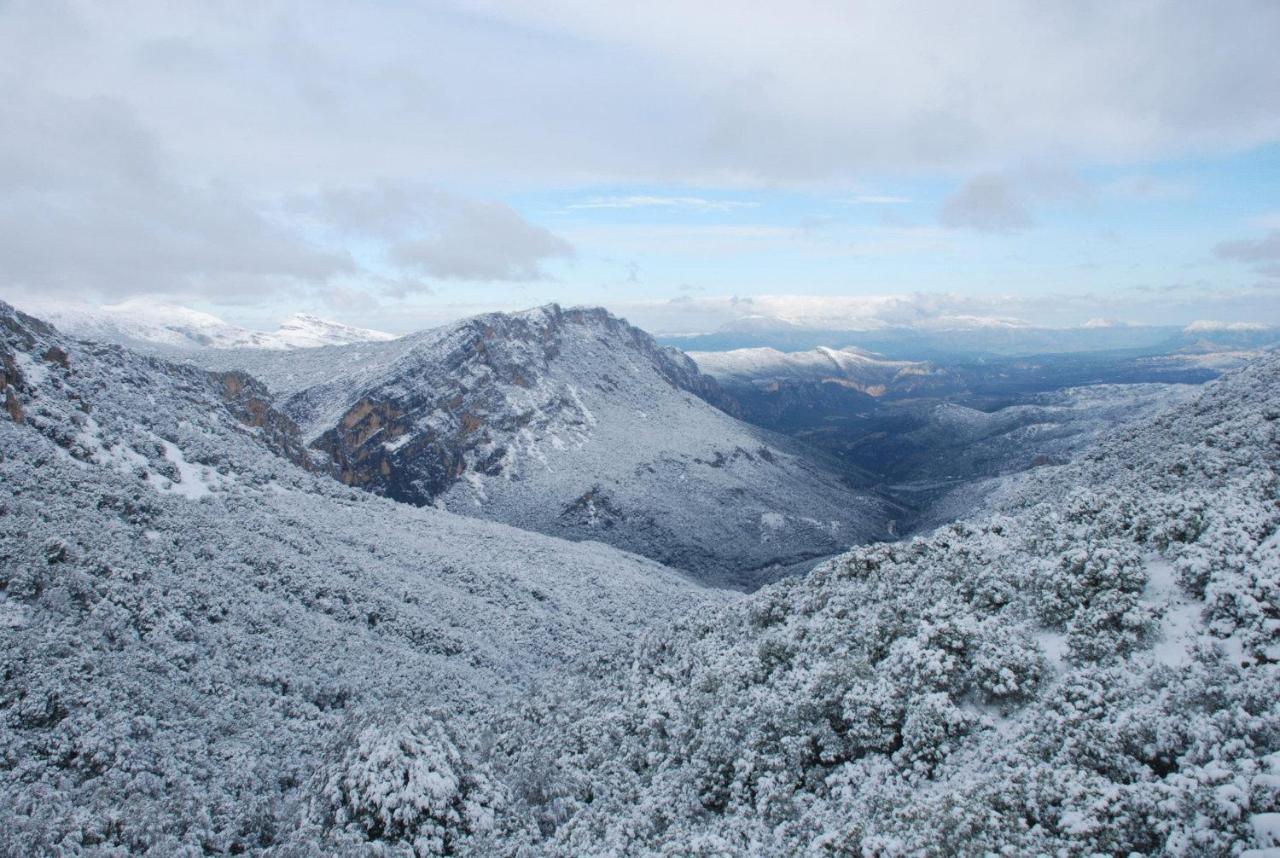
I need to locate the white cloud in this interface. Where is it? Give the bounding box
[0,87,352,301]
[5,1,1278,190]
[567,196,758,212]
[302,185,575,283]
[851,195,911,204]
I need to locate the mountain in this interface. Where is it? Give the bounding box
[14,298,397,351]
[0,300,724,854]
[689,345,941,395]
[193,305,901,589]
[489,350,1280,856]
[5,295,1276,855]
[691,345,959,429]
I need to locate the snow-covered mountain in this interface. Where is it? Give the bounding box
[691,344,950,397]
[488,349,1280,856]
[0,300,724,854]
[195,305,900,588]
[15,298,396,351]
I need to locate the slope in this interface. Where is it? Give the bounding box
[0,301,724,855]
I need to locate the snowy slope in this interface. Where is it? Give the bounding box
[15,298,396,351]
[0,301,725,854]
[487,353,1280,855]
[196,304,900,589]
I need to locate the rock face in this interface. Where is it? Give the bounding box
[216,371,316,471]
[214,304,899,589]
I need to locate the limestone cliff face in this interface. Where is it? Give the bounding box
[0,308,66,425]
[217,371,315,472]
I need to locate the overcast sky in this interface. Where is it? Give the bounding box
[3,0,1279,333]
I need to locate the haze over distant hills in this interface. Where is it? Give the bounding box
[663,318,1280,359]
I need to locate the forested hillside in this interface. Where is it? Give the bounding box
[489,354,1280,855]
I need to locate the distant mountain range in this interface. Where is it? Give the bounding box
[14,299,396,351]
[663,320,1280,359]
[689,341,1264,531]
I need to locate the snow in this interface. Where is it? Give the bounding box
[1250,814,1280,847]
[149,439,225,499]
[488,348,1280,855]
[1143,556,1203,667]
[1185,319,1270,333]
[1035,629,1069,672]
[0,298,727,855]
[12,350,49,387]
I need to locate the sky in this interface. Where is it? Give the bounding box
[2,0,1280,335]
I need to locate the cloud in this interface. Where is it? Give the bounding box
[390,198,573,282]
[478,2,1280,180]
[567,196,757,212]
[851,195,911,204]
[938,168,1091,233]
[4,2,1278,191]
[0,87,352,301]
[1103,175,1196,201]
[1215,229,1280,262]
[939,175,1033,233]
[613,286,1280,336]
[294,184,576,284]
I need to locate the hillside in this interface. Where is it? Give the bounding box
[0,301,723,855]
[487,352,1280,855]
[196,305,900,589]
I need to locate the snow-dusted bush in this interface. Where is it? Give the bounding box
[312,713,502,856]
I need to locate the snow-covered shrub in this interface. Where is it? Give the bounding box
[312,713,502,856]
